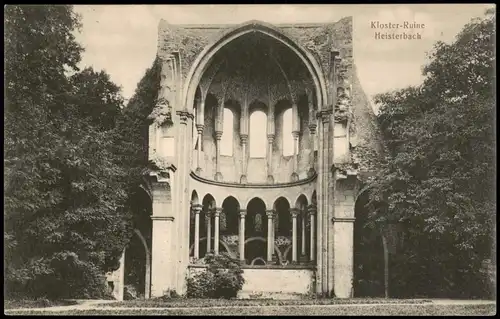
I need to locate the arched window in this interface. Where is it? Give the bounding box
[220,108,234,156]
[249,110,267,158]
[282,108,294,156]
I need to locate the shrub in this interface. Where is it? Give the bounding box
[124,285,138,300]
[186,253,245,299]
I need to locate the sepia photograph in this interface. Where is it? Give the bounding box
[4,4,496,316]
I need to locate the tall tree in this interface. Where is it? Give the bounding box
[367,10,495,298]
[5,5,132,299]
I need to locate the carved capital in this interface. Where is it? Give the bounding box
[308,122,317,134]
[191,204,203,213]
[265,210,276,219]
[239,209,247,218]
[215,131,223,140]
[307,204,317,216]
[290,208,300,218]
[240,134,248,144]
[196,124,205,134]
[317,109,332,124]
[267,134,275,143]
[176,110,194,125]
[214,207,223,217]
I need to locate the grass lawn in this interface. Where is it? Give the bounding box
[101,297,431,308]
[4,299,78,310]
[5,304,496,316]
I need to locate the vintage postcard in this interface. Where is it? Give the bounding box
[4,4,496,316]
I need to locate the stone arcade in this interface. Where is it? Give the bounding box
[108,16,385,300]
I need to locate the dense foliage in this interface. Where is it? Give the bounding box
[187,253,245,299]
[366,10,496,298]
[4,5,134,299]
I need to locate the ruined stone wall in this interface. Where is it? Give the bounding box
[157,17,384,177]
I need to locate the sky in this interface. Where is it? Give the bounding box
[73,4,494,109]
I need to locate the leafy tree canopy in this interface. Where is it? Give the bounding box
[5,5,133,299]
[366,10,495,298]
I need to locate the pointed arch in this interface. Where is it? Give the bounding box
[249,110,267,158]
[183,20,327,114]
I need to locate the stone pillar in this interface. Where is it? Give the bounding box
[319,108,332,294]
[214,98,224,181]
[332,217,355,298]
[267,134,275,183]
[206,210,212,253]
[192,204,202,260]
[175,110,193,294]
[239,209,247,263]
[300,209,307,262]
[266,210,275,262]
[195,124,204,173]
[291,101,300,181]
[214,208,222,255]
[308,205,316,262]
[292,131,300,181]
[267,101,275,183]
[151,216,175,297]
[315,111,324,293]
[240,100,249,183]
[195,93,206,174]
[272,210,278,262]
[240,134,248,183]
[290,208,299,263]
[214,131,223,181]
[308,122,317,177]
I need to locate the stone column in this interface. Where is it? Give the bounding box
[267,134,275,183]
[240,100,249,183]
[240,134,248,183]
[308,205,316,262]
[308,122,317,177]
[332,217,355,298]
[195,124,204,173]
[291,101,300,181]
[290,208,299,263]
[214,99,224,181]
[214,208,222,255]
[266,210,275,262]
[300,209,307,262]
[292,131,300,181]
[239,209,247,263]
[315,111,324,293]
[321,109,332,294]
[272,210,278,262]
[214,131,223,181]
[206,209,212,253]
[173,108,194,294]
[151,216,175,297]
[192,204,202,260]
[267,101,275,183]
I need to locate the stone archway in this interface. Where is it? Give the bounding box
[353,188,385,298]
[183,20,328,114]
[123,229,152,300]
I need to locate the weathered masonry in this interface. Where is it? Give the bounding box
[108,17,385,300]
